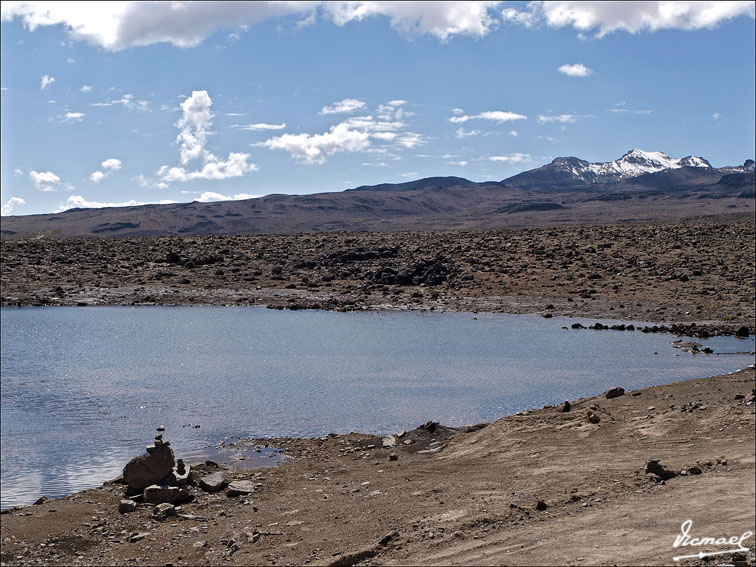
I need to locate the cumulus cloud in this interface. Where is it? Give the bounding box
[260,107,421,164]
[502,1,755,37]
[157,152,258,182]
[40,74,54,90]
[558,62,592,77]
[320,98,366,115]
[509,130,518,137]
[155,90,258,183]
[261,122,371,164]
[80,84,92,92]
[239,122,287,131]
[55,194,177,212]
[90,158,122,183]
[175,90,214,163]
[194,191,261,202]
[323,1,500,40]
[29,170,60,191]
[1,2,504,50]
[449,110,527,124]
[1,197,26,216]
[89,171,105,183]
[489,153,532,163]
[102,158,122,171]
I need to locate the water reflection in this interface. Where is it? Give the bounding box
[1,306,753,509]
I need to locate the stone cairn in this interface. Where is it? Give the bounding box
[119,430,192,519]
[118,428,261,519]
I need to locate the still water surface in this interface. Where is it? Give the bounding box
[1,306,753,509]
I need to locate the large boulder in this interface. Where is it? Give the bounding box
[123,443,175,491]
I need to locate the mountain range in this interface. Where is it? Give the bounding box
[2,150,753,239]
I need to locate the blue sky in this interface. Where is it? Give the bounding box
[1,1,754,216]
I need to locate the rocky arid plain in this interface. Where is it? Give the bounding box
[1,213,755,566]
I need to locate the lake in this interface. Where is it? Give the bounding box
[1,306,753,509]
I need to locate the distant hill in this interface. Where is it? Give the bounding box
[2,151,753,239]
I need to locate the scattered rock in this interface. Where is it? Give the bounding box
[128,532,150,543]
[379,530,399,546]
[536,500,548,511]
[152,502,176,520]
[605,386,625,399]
[33,496,47,506]
[586,410,601,424]
[118,499,136,514]
[388,453,398,462]
[226,480,259,497]
[646,459,676,480]
[561,400,571,413]
[199,471,228,493]
[735,326,750,338]
[143,484,180,504]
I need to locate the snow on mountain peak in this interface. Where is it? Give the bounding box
[578,149,711,181]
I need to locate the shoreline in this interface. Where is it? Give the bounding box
[2,217,754,332]
[1,366,753,565]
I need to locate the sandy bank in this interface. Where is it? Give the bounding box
[2,366,754,566]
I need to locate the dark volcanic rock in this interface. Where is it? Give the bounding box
[122,444,175,491]
[605,387,625,399]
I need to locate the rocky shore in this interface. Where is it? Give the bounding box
[1,216,754,336]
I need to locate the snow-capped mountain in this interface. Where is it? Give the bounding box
[505,149,713,187]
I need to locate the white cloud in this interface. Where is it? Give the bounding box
[320,98,366,115]
[3,1,752,52]
[502,1,755,37]
[29,170,60,191]
[387,99,407,106]
[1,197,26,216]
[240,122,287,131]
[489,153,532,163]
[62,111,86,123]
[455,127,480,139]
[13,168,24,176]
[323,1,500,40]
[89,170,105,183]
[55,195,177,213]
[509,130,518,137]
[101,158,122,171]
[396,132,425,148]
[449,110,527,124]
[91,93,149,111]
[89,158,122,183]
[558,62,592,77]
[261,122,371,164]
[195,191,261,202]
[157,152,258,182]
[1,1,307,50]
[448,160,468,166]
[40,74,54,90]
[537,113,578,124]
[175,90,214,164]
[711,111,720,120]
[260,106,419,164]
[607,107,653,115]
[66,56,75,63]
[155,90,259,183]
[80,84,92,92]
